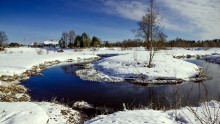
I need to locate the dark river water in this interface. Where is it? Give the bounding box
[22,59,220,116]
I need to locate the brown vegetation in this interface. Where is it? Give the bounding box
[0,85,30,102]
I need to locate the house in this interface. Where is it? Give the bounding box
[31,42,44,48]
[43,40,59,48]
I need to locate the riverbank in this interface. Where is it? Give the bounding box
[0,47,98,77]
[0,101,86,124]
[0,47,98,102]
[0,47,100,123]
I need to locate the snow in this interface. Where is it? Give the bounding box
[0,102,48,124]
[73,101,93,109]
[44,40,59,45]
[0,47,98,76]
[164,47,220,57]
[0,47,219,83]
[0,102,84,124]
[93,51,199,81]
[85,110,176,124]
[1,99,219,124]
[1,47,219,79]
[38,102,84,124]
[76,47,220,83]
[85,100,220,124]
[0,47,220,123]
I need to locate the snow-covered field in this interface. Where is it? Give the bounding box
[0,102,85,124]
[77,47,220,83]
[1,100,220,124]
[165,47,219,57]
[85,100,220,124]
[0,47,220,124]
[0,47,98,77]
[1,47,219,83]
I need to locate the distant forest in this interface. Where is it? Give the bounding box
[104,38,220,48]
[58,30,220,48]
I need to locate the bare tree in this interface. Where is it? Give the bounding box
[68,30,76,44]
[61,30,76,48]
[0,31,8,47]
[61,31,68,48]
[136,0,165,68]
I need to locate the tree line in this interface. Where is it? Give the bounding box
[168,38,220,48]
[59,30,101,48]
[0,30,219,49]
[107,38,220,48]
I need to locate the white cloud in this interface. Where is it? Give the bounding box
[102,0,220,40]
[101,0,195,34]
[160,0,220,40]
[103,0,147,21]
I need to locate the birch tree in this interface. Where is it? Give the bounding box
[137,0,165,68]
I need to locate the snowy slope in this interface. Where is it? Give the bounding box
[85,100,220,124]
[0,102,84,124]
[0,102,48,124]
[85,110,177,124]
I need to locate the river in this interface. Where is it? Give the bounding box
[22,59,220,116]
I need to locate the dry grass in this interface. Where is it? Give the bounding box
[0,85,30,102]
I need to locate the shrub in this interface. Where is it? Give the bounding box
[0,47,4,51]
[36,49,44,55]
[57,49,64,52]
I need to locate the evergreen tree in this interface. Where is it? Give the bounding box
[91,36,101,47]
[81,32,91,47]
[103,41,110,47]
[74,35,82,47]
[59,38,65,48]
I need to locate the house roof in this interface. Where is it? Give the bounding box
[43,40,59,45]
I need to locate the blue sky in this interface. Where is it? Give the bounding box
[0,0,219,44]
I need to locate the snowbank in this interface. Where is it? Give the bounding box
[86,110,176,124]
[165,47,220,57]
[85,100,220,124]
[96,51,199,80]
[0,102,48,124]
[0,102,85,124]
[77,48,220,83]
[78,51,200,83]
[0,47,98,76]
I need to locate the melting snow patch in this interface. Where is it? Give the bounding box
[73,101,93,109]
